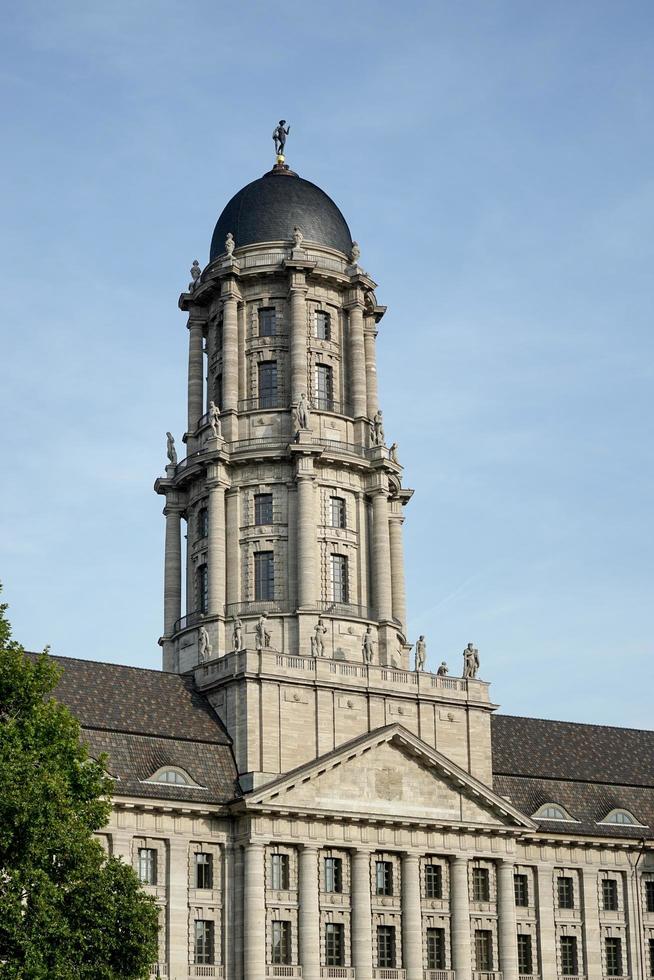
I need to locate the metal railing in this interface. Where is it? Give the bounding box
[230,437,287,453]
[172,610,204,633]
[314,600,376,620]
[238,395,289,412]
[224,601,288,618]
[312,397,351,415]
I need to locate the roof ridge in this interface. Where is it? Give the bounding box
[495,712,654,737]
[27,651,178,677]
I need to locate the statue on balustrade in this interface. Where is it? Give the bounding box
[462,642,480,679]
[362,625,375,664]
[292,226,304,249]
[225,232,235,257]
[198,626,212,663]
[209,401,222,439]
[370,409,385,446]
[415,635,426,671]
[188,259,201,292]
[436,661,449,676]
[311,617,328,657]
[232,616,243,652]
[389,442,399,464]
[166,432,177,467]
[255,613,272,652]
[297,392,310,430]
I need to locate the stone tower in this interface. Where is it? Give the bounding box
[155,151,495,791]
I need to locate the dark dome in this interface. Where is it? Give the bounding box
[209,168,353,260]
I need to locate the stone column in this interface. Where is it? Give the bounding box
[244,843,266,980]
[351,850,373,980]
[290,278,308,402]
[388,507,407,632]
[222,290,239,413]
[450,856,472,980]
[163,504,182,641]
[582,868,602,980]
[498,860,519,980]
[536,866,556,980]
[167,838,189,979]
[371,489,393,621]
[347,301,367,418]
[187,311,205,438]
[296,460,316,609]
[207,477,226,618]
[364,316,379,419]
[402,853,423,980]
[299,845,321,980]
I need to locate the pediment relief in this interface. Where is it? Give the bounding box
[247,724,534,829]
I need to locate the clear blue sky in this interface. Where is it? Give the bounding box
[1,1,652,727]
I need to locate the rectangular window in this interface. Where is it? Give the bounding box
[325,923,345,967]
[258,360,278,408]
[514,872,529,906]
[324,856,343,894]
[649,937,654,977]
[316,310,331,340]
[425,864,443,899]
[331,554,349,604]
[195,852,213,890]
[271,853,290,891]
[517,934,533,975]
[194,919,214,965]
[426,927,446,970]
[197,505,208,539]
[558,876,575,909]
[474,929,493,971]
[254,493,273,525]
[560,935,578,976]
[645,879,654,912]
[330,496,346,529]
[602,878,619,911]
[215,319,223,353]
[197,563,208,614]
[271,920,291,965]
[254,551,274,602]
[376,925,396,968]
[214,372,223,408]
[605,937,623,977]
[258,307,276,337]
[138,847,157,885]
[315,363,334,410]
[375,860,394,896]
[472,866,491,902]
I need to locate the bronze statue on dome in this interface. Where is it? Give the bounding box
[273,120,290,158]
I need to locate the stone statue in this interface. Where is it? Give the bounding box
[415,635,426,672]
[372,410,385,446]
[189,259,201,291]
[292,226,304,248]
[362,625,374,664]
[350,241,361,265]
[297,392,310,430]
[209,400,222,439]
[311,617,328,657]
[389,442,399,464]
[198,626,212,662]
[255,613,271,652]
[225,232,235,257]
[232,616,243,652]
[166,432,177,467]
[273,119,290,157]
[463,642,480,679]
[437,661,449,676]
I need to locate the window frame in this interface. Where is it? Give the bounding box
[324,856,343,894]
[514,872,529,907]
[258,307,276,337]
[197,505,208,539]
[138,847,157,886]
[194,919,215,965]
[472,866,491,903]
[376,925,396,969]
[605,936,623,977]
[557,875,575,909]
[645,879,654,913]
[197,563,208,614]
[195,852,213,890]
[254,550,275,602]
[517,933,533,975]
[271,852,290,891]
[474,929,494,972]
[424,863,443,900]
[254,492,274,526]
[375,860,394,896]
[271,920,292,965]
[316,310,331,341]
[602,877,619,912]
[426,927,446,970]
[258,360,278,408]
[330,496,346,529]
[560,935,579,976]
[331,553,349,604]
[325,922,345,967]
[315,362,334,410]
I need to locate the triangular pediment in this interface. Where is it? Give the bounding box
[246,724,535,829]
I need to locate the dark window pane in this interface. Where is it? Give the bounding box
[316,311,331,340]
[324,857,343,894]
[472,867,490,902]
[602,878,618,911]
[271,853,290,891]
[605,937,623,977]
[376,925,396,968]
[649,937,654,976]
[197,564,208,614]
[517,934,533,975]
[254,552,274,601]
[427,927,446,969]
[258,361,278,408]
[315,363,334,410]
[325,923,345,967]
[560,935,578,976]
[259,307,276,337]
[375,860,393,896]
[197,506,208,539]
[514,872,529,906]
[138,848,157,885]
[195,852,213,890]
[330,496,346,529]
[331,554,349,603]
[425,864,443,899]
[645,879,654,913]
[255,493,273,525]
[271,920,291,964]
[194,920,214,965]
[558,876,575,909]
[475,930,493,971]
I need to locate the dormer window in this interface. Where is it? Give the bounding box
[143,766,204,788]
[532,803,576,821]
[599,808,642,827]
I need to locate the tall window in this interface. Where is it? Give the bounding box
[195,852,213,890]
[645,879,654,912]
[138,848,157,885]
[375,860,394,896]
[271,853,290,891]
[517,934,533,975]
[197,505,208,539]
[472,866,490,902]
[602,878,619,911]
[194,920,214,965]
[214,372,223,408]
[197,563,208,614]
[649,937,654,977]
[330,496,346,529]
[315,363,334,409]
[316,310,331,340]
[474,930,493,971]
[258,307,276,337]
[254,493,273,525]
[254,551,274,602]
[258,361,278,408]
[324,856,343,894]
[560,936,578,976]
[605,937,623,977]
[331,554,349,604]
[425,864,443,899]
[325,923,345,967]
[376,925,396,968]
[558,876,575,909]
[426,928,446,970]
[271,921,291,965]
[514,872,529,906]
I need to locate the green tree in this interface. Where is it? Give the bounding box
[0,589,159,979]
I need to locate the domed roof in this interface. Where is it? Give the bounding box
[209,167,353,260]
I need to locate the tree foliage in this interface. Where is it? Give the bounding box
[0,589,159,979]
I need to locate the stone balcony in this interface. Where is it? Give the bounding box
[425,971,455,980]
[372,970,406,980]
[320,969,356,979]
[266,967,302,978]
[472,973,503,980]
[189,968,224,978]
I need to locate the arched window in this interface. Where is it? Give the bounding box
[532,803,575,821]
[599,808,642,826]
[144,766,204,787]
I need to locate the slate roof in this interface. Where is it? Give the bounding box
[492,714,654,838]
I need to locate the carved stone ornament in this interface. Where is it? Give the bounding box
[255,613,271,652]
[198,626,212,663]
[292,226,304,248]
[350,241,361,264]
[188,259,201,292]
[362,626,374,664]
[415,635,426,672]
[166,431,177,467]
[462,642,480,679]
[436,661,449,676]
[209,400,222,439]
[232,616,243,652]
